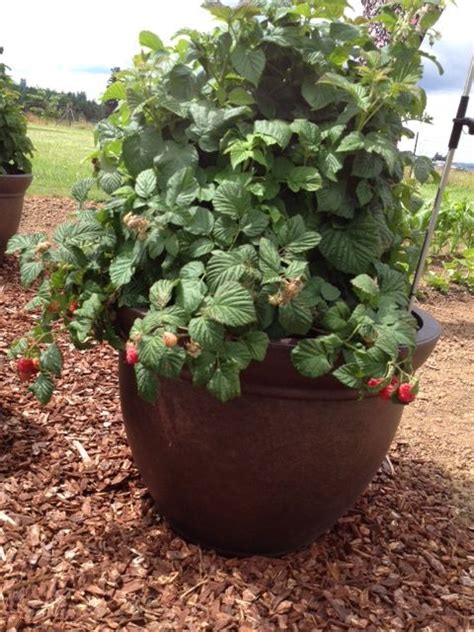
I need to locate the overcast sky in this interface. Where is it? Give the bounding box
[1,0,473,162]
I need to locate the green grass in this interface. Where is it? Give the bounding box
[27,122,103,199]
[26,120,474,203]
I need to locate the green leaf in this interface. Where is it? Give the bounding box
[356,180,373,206]
[71,177,95,203]
[40,343,62,377]
[285,231,321,254]
[254,119,292,149]
[135,364,159,402]
[231,44,265,87]
[110,251,135,288]
[332,363,364,389]
[207,251,249,290]
[375,263,408,308]
[6,233,45,255]
[241,209,269,238]
[329,22,360,41]
[291,334,342,378]
[259,238,281,281]
[29,373,55,404]
[180,261,205,278]
[302,80,337,110]
[123,129,163,177]
[186,237,214,258]
[207,365,241,402]
[101,81,126,103]
[139,30,165,51]
[213,180,251,218]
[228,88,255,105]
[279,299,313,335]
[241,331,269,362]
[139,335,166,370]
[186,207,214,236]
[413,156,433,183]
[319,212,381,274]
[290,119,321,146]
[351,274,380,304]
[287,166,322,192]
[157,347,186,378]
[165,167,199,208]
[321,302,350,332]
[321,281,341,302]
[176,278,204,312]
[149,280,176,309]
[205,282,257,327]
[188,317,225,350]
[338,131,365,152]
[135,169,157,198]
[222,340,253,370]
[154,140,199,181]
[20,261,43,287]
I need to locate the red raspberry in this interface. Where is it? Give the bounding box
[163,332,178,348]
[125,342,139,365]
[367,377,382,388]
[68,301,79,314]
[398,383,416,404]
[16,358,39,382]
[378,385,395,401]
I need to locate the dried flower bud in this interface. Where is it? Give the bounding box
[35,241,52,254]
[268,293,283,306]
[185,340,202,358]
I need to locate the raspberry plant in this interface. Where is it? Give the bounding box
[8,0,445,403]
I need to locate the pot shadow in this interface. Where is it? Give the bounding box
[99,451,472,589]
[0,402,50,477]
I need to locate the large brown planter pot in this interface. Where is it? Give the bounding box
[118,307,441,556]
[0,174,33,264]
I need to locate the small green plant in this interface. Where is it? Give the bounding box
[8,0,445,404]
[0,48,34,174]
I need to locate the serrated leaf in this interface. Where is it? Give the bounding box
[71,178,95,204]
[207,251,248,290]
[259,238,281,280]
[135,169,157,198]
[222,340,253,370]
[287,166,322,192]
[332,363,364,388]
[205,282,256,327]
[29,373,55,404]
[99,170,122,194]
[338,131,365,152]
[165,167,199,208]
[149,280,176,309]
[110,251,135,288]
[123,129,163,177]
[186,207,214,236]
[231,44,265,87]
[139,335,166,370]
[176,278,204,312]
[375,263,408,308]
[20,261,43,287]
[279,299,313,335]
[413,155,433,183]
[186,238,214,258]
[207,365,241,402]
[228,88,255,105]
[139,30,165,51]
[157,347,186,378]
[135,364,159,402]
[356,180,373,206]
[285,231,321,255]
[188,317,225,350]
[6,232,45,254]
[254,119,292,149]
[319,212,381,274]
[351,274,380,303]
[241,331,269,362]
[302,80,337,110]
[40,343,62,377]
[180,261,205,278]
[101,81,126,103]
[321,281,341,301]
[291,334,342,378]
[213,180,251,218]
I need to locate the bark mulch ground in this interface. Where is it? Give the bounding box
[0,198,473,631]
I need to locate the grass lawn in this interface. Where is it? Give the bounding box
[26,120,474,204]
[27,122,103,199]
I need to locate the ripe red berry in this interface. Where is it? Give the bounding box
[125,342,139,365]
[378,385,395,401]
[367,377,382,388]
[398,383,416,404]
[16,358,39,382]
[163,332,178,348]
[68,301,79,314]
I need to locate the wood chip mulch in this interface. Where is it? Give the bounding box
[1,203,473,630]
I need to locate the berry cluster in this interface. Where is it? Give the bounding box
[367,376,417,404]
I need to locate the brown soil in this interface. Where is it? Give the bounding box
[0,198,472,631]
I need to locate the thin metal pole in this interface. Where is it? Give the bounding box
[408,57,474,311]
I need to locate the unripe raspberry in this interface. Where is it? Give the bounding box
[185,340,202,358]
[398,383,416,404]
[163,332,178,348]
[125,342,139,365]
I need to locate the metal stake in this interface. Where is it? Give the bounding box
[408,56,474,311]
